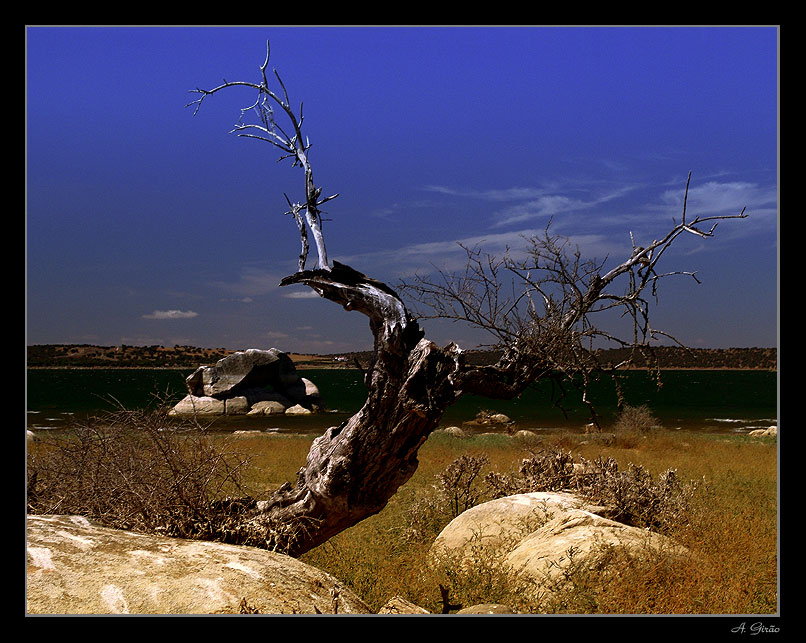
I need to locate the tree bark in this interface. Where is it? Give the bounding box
[188,45,749,558]
[231,262,467,556]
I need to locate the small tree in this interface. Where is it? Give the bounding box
[187,42,747,556]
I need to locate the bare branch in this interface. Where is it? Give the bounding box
[187,41,750,557]
[403,174,748,415]
[187,41,334,271]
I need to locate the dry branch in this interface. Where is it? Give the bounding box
[187,42,748,556]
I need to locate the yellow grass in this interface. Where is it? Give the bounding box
[219,429,777,614]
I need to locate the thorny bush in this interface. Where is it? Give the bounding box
[26,408,253,541]
[401,454,490,544]
[484,446,702,534]
[403,446,701,544]
[613,404,662,434]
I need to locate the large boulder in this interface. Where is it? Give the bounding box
[504,508,687,592]
[185,348,298,399]
[172,348,324,417]
[26,515,370,615]
[430,493,687,602]
[430,492,606,564]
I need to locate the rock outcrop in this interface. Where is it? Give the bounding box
[430,492,607,564]
[26,515,370,614]
[170,348,324,418]
[503,508,687,590]
[429,492,687,602]
[377,595,430,614]
[748,425,777,438]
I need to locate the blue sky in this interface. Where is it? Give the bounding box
[26,26,779,353]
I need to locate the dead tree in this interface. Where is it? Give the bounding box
[188,42,747,556]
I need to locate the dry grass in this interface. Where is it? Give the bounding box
[296,429,777,614]
[26,408,255,540]
[27,414,777,615]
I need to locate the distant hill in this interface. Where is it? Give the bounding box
[592,346,777,370]
[26,344,236,369]
[441,346,777,370]
[27,344,777,371]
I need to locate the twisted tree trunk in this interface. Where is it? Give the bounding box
[189,43,747,558]
[232,263,472,556]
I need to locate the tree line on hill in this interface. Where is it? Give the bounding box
[26,344,235,368]
[27,344,777,370]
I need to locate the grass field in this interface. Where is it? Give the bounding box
[222,428,778,614]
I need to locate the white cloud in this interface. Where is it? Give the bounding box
[142,310,198,320]
[491,195,582,228]
[424,181,638,229]
[282,289,322,299]
[338,227,623,279]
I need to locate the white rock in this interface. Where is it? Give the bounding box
[168,395,225,416]
[430,492,600,564]
[224,396,250,415]
[301,377,320,398]
[748,425,777,438]
[247,400,287,416]
[504,508,687,595]
[26,515,370,615]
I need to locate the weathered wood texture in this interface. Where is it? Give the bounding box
[230,263,467,555]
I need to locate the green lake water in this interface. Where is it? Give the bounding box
[26,368,778,436]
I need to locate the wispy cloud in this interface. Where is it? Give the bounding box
[142,309,198,320]
[343,176,776,280]
[423,185,554,202]
[659,180,777,217]
[209,267,283,298]
[338,227,623,279]
[425,182,639,229]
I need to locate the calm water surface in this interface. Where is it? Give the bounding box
[26,368,777,436]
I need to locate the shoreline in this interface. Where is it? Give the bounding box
[26,365,778,372]
[26,345,778,371]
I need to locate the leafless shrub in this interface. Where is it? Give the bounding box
[401,454,490,544]
[26,408,253,540]
[436,454,490,518]
[483,448,701,534]
[614,404,661,434]
[579,459,702,532]
[484,445,576,497]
